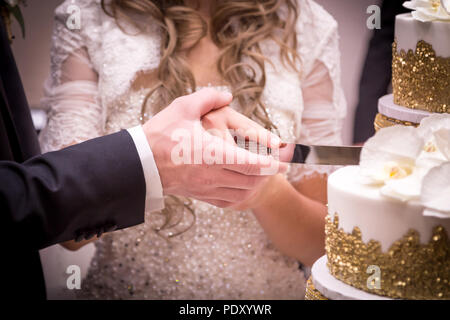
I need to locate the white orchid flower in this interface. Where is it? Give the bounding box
[433,129,450,160]
[403,0,450,21]
[417,114,450,166]
[418,114,450,141]
[360,126,424,184]
[359,126,428,201]
[359,114,450,210]
[442,0,450,14]
[421,162,450,218]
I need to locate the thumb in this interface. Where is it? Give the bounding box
[186,88,233,119]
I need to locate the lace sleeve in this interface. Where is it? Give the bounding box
[288,9,347,183]
[39,1,104,153]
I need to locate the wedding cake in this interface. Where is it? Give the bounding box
[307,115,450,300]
[375,1,450,131]
[306,2,450,300]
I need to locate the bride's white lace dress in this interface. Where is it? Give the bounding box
[39,0,346,299]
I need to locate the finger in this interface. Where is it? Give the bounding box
[202,112,238,148]
[278,143,295,163]
[201,199,234,209]
[214,169,268,190]
[220,142,288,176]
[202,125,237,146]
[223,108,283,149]
[224,129,238,145]
[184,88,233,119]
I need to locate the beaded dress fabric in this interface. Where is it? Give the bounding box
[39,0,346,299]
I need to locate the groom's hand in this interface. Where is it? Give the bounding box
[142,88,286,208]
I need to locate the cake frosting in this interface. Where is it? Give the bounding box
[395,12,450,57]
[327,166,449,252]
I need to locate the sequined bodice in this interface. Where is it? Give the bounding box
[82,196,306,299]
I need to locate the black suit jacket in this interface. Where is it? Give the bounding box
[0,15,145,299]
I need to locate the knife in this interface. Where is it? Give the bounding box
[276,143,362,165]
[237,140,362,166]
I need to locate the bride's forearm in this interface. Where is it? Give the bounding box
[251,175,327,266]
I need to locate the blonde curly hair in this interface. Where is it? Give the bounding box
[102,0,300,129]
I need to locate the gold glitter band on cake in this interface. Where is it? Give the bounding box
[305,277,329,300]
[325,214,450,300]
[374,113,419,131]
[392,40,450,114]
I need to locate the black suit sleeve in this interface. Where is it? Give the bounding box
[0,130,146,250]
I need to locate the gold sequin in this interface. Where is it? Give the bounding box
[325,214,450,300]
[305,277,329,300]
[374,113,418,131]
[392,40,450,114]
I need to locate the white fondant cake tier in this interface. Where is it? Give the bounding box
[378,94,432,124]
[311,256,391,300]
[396,13,450,57]
[327,166,450,252]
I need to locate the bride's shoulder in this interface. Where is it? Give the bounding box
[54,0,102,26]
[295,0,338,40]
[292,0,340,73]
[53,0,159,43]
[51,0,105,58]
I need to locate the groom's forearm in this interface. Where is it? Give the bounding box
[0,130,146,250]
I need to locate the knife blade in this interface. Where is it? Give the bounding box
[276,143,362,165]
[237,139,362,166]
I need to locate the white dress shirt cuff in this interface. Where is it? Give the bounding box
[127,126,165,213]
